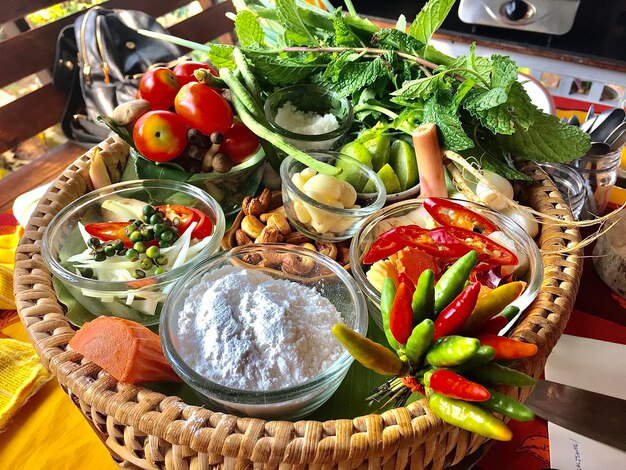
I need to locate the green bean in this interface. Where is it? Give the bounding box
[233,48,263,111]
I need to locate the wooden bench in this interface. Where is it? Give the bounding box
[0,0,235,212]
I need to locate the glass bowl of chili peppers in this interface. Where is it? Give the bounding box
[42,179,225,326]
[349,197,543,333]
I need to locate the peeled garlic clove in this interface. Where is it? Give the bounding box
[301,167,317,180]
[292,173,307,191]
[337,180,357,208]
[303,174,342,201]
[476,170,514,211]
[293,200,312,224]
[502,206,539,238]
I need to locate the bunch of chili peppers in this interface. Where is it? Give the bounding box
[332,250,538,442]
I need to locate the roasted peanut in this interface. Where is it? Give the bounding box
[266,212,291,236]
[241,215,265,239]
[235,229,253,246]
[316,242,337,260]
[256,227,283,244]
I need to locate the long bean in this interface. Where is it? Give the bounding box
[224,72,340,176]
[233,48,263,111]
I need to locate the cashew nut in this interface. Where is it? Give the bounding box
[266,212,291,236]
[241,215,265,239]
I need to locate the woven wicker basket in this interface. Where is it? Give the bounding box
[14,136,582,469]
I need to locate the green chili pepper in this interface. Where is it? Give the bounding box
[331,324,406,376]
[449,345,496,374]
[428,393,513,441]
[468,363,536,387]
[461,282,525,334]
[411,269,435,324]
[498,305,520,321]
[426,335,480,367]
[479,389,535,421]
[380,277,399,350]
[405,319,435,363]
[434,251,478,314]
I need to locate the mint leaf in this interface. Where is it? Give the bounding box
[276,0,318,45]
[424,95,474,151]
[333,9,362,46]
[445,43,491,84]
[393,74,444,100]
[476,104,515,135]
[343,15,379,35]
[316,57,392,98]
[396,14,407,32]
[490,55,517,90]
[206,44,235,70]
[507,81,536,131]
[452,78,476,109]
[408,0,456,44]
[235,11,265,47]
[372,28,425,55]
[464,87,508,112]
[496,110,591,163]
[244,51,324,85]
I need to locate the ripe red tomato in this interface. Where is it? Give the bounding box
[173,61,218,86]
[133,110,187,162]
[139,67,180,109]
[174,82,233,136]
[220,122,260,165]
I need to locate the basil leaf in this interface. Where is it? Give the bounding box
[408,0,456,45]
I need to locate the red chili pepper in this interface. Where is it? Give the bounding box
[85,222,132,247]
[443,226,519,266]
[476,334,538,360]
[424,198,499,235]
[434,282,481,339]
[429,369,491,401]
[363,229,408,264]
[398,273,415,295]
[402,375,425,394]
[481,315,508,335]
[389,281,414,344]
[427,228,473,258]
[396,225,471,258]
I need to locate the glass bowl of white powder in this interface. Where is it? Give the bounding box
[264,84,353,151]
[160,244,368,420]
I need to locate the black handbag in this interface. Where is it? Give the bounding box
[52,7,180,145]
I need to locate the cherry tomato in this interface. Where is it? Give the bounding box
[424,198,498,235]
[173,61,218,86]
[133,110,187,162]
[220,122,260,165]
[85,222,132,247]
[139,67,181,109]
[189,208,213,238]
[174,82,233,136]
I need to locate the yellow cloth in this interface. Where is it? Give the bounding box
[0,226,23,309]
[0,338,50,429]
[0,321,118,470]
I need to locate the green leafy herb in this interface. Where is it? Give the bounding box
[408,0,456,45]
[235,10,265,47]
[424,94,474,151]
[333,9,362,46]
[206,44,236,70]
[276,0,319,46]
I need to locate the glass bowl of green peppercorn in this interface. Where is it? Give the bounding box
[42,179,225,326]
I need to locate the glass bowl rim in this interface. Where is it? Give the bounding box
[159,243,368,404]
[42,179,226,291]
[279,152,387,217]
[349,198,544,312]
[264,84,354,141]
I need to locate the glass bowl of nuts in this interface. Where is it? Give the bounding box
[280,151,386,242]
[223,189,353,266]
[127,145,265,219]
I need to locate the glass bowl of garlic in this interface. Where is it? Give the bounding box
[280,151,386,242]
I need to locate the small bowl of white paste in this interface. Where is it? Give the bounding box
[160,244,368,420]
[264,84,353,151]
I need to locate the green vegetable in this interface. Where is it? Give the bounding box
[450,345,496,373]
[380,277,400,350]
[426,335,480,367]
[411,269,435,324]
[405,319,435,363]
[479,389,535,421]
[498,305,520,321]
[428,393,513,441]
[434,251,478,314]
[468,363,536,387]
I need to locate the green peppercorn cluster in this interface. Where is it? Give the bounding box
[86,204,178,279]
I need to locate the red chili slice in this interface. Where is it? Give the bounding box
[189,208,213,238]
[363,228,410,264]
[444,226,519,266]
[424,197,499,235]
[155,204,195,233]
[85,222,132,247]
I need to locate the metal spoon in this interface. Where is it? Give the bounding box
[585,104,595,123]
[609,128,626,151]
[587,142,611,155]
[580,114,598,133]
[569,115,580,127]
[589,108,626,143]
[605,120,626,144]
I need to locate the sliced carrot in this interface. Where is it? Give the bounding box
[69,317,181,384]
[395,247,438,285]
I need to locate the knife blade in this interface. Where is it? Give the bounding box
[525,379,626,452]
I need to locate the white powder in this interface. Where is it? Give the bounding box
[274,101,340,136]
[177,265,344,391]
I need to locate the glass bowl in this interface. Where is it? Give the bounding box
[128,147,265,218]
[264,84,353,151]
[42,180,225,326]
[349,199,544,331]
[160,244,368,420]
[280,151,387,242]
